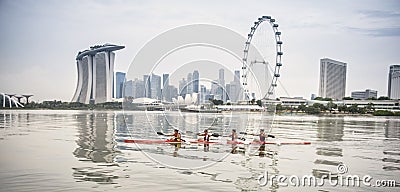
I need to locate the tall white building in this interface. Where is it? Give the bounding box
[319,58,347,100]
[72,44,124,104]
[388,65,400,99]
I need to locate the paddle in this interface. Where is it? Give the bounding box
[239,132,275,138]
[157,131,186,142]
[157,131,164,135]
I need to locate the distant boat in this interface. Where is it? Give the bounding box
[180,105,221,113]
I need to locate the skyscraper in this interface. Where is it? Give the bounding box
[151,74,161,100]
[193,70,199,93]
[179,78,187,97]
[162,74,170,101]
[115,72,126,98]
[319,58,347,100]
[219,68,225,86]
[388,65,400,99]
[72,44,124,104]
[187,72,193,94]
[128,78,145,99]
[143,75,151,98]
[218,68,226,101]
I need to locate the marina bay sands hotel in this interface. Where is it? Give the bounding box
[72,44,125,104]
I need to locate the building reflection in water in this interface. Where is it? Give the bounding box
[383,119,400,171]
[72,112,120,184]
[313,117,344,179]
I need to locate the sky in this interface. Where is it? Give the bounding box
[0,0,399,102]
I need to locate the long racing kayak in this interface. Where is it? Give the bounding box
[124,139,311,145]
[227,140,311,145]
[123,139,219,144]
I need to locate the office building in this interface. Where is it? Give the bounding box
[144,75,151,98]
[179,78,188,97]
[218,69,226,101]
[193,70,199,93]
[150,74,161,100]
[115,72,126,98]
[388,65,400,99]
[72,44,124,104]
[319,58,347,100]
[351,89,378,100]
[162,74,170,101]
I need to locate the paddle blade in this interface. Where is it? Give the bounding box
[211,133,220,137]
[157,131,164,135]
[268,134,275,138]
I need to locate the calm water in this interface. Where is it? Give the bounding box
[0,110,399,191]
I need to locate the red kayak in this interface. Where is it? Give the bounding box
[124,139,311,145]
[124,139,183,144]
[227,140,311,145]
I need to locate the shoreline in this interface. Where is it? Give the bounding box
[1,108,399,117]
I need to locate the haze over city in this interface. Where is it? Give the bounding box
[0,0,399,102]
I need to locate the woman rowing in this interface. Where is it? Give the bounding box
[165,129,182,150]
[229,129,238,153]
[258,129,266,156]
[197,129,210,151]
[165,129,181,141]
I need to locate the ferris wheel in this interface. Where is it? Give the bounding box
[242,16,283,100]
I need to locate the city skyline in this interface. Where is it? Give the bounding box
[125,68,245,103]
[0,1,399,101]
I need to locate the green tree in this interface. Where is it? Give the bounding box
[373,110,394,116]
[378,96,390,100]
[365,103,375,113]
[327,101,337,113]
[342,97,354,100]
[276,104,283,111]
[313,103,327,111]
[297,104,307,112]
[314,97,333,101]
[256,100,262,107]
[305,106,320,114]
[338,105,348,113]
[348,104,359,114]
[210,99,223,105]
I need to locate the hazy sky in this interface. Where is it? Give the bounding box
[0,0,399,102]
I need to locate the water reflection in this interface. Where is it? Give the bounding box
[313,117,344,179]
[72,112,119,184]
[384,120,400,139]
[383,119,400,171]
[73,112,117,163]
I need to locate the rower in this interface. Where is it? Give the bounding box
[230,129,238,141]
[165,129,182,150]
[229,129,238,154]
[165,129,181,142]
[259,129,266,142]
[258,129,266,156]
[197,129,210,142]
[197,129,210,151]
